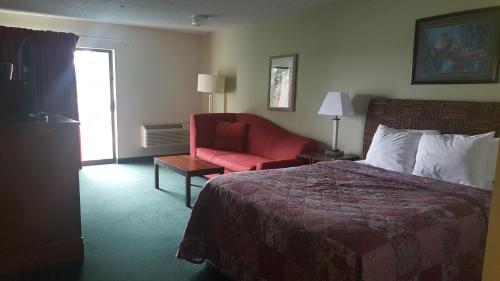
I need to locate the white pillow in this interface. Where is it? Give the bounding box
[402,129,441,134]
[412,132,495,187]
[484,138,499,189]
[365,125,438,174]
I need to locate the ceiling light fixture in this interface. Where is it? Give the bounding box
[191,15,211,26]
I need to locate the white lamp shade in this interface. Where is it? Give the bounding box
[318,92,354,116]
[197,74,225,93]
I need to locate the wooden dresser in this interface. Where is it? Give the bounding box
[0,115,83,273]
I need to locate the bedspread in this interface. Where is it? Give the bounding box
[177,161,491,281]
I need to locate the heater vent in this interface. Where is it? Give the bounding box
[141,123,189,148]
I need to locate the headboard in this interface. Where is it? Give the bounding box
[363,99,500,157]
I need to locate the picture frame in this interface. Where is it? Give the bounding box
[267,54,298,111]
[411,7,500,84]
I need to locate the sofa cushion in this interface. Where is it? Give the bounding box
[212,153,271,172]
[197,147,270,171]
[196,147,269,171]
[213,121,248,152]
[196,147,234,162]
[196,147,271,172]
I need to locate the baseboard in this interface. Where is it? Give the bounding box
[116,156,154,164]
[83,159,116,166]
[117,153,188,164]
[0,239,84,274]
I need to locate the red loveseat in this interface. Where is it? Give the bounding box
[190,113,318,173]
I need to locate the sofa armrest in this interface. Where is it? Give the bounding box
[257,158,308,170]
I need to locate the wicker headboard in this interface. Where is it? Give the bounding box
[363,99,500,157]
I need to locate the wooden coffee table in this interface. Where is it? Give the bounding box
[154,155,224,208]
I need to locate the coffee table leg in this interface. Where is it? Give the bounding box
[185,176,191,208]
[154,164,159,189]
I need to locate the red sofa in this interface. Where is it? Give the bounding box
[190,113,318,173]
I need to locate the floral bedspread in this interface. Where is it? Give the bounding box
[177,161,491,281]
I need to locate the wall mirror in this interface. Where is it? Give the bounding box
[267,54,298,111]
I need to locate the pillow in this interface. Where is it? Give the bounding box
[213,121,248,152]
[402,129,440,134]
[412,132,495,187]
[484,138,499,189]
[365,125,437,174]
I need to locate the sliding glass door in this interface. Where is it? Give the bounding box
[74,48,116,165]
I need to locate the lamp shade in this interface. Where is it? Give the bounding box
[197,74,225,93]
[318,92,354,116]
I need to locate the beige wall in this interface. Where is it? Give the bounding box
[204,0,500,154]
[1,1,498,157]
[0,11,204,158]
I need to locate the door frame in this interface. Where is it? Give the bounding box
[76,47,117,166]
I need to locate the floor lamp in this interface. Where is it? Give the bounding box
[197,74,225,113]
[318,92,354,156]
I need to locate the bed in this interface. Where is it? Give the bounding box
[177,99,500,281]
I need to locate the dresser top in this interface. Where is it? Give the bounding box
[0,115,79,128]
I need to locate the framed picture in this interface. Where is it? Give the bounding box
[411,7,500,84]
[267,54,298,111]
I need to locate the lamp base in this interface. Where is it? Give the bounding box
[208,93,213,113]
[324,150,344,157]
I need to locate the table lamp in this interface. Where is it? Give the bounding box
[318,92,354,156]
[197,74,225,113]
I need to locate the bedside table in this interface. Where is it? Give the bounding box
[298,152,360,164]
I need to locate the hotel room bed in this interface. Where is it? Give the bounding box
[177,99,500,281]
[177,161,490,281]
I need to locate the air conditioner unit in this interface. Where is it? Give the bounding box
[141,123,189,148]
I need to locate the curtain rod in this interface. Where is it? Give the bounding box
[78,35,130,43]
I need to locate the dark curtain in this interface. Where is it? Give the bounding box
[0,26,79,120]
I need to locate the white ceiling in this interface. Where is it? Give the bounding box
[0,0,336,32]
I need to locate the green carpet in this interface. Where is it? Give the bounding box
[8,161,229,281]
[78,161,228,281]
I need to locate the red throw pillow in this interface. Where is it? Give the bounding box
[213,121,248,152]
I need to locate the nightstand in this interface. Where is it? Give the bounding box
[298,152,360,164]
